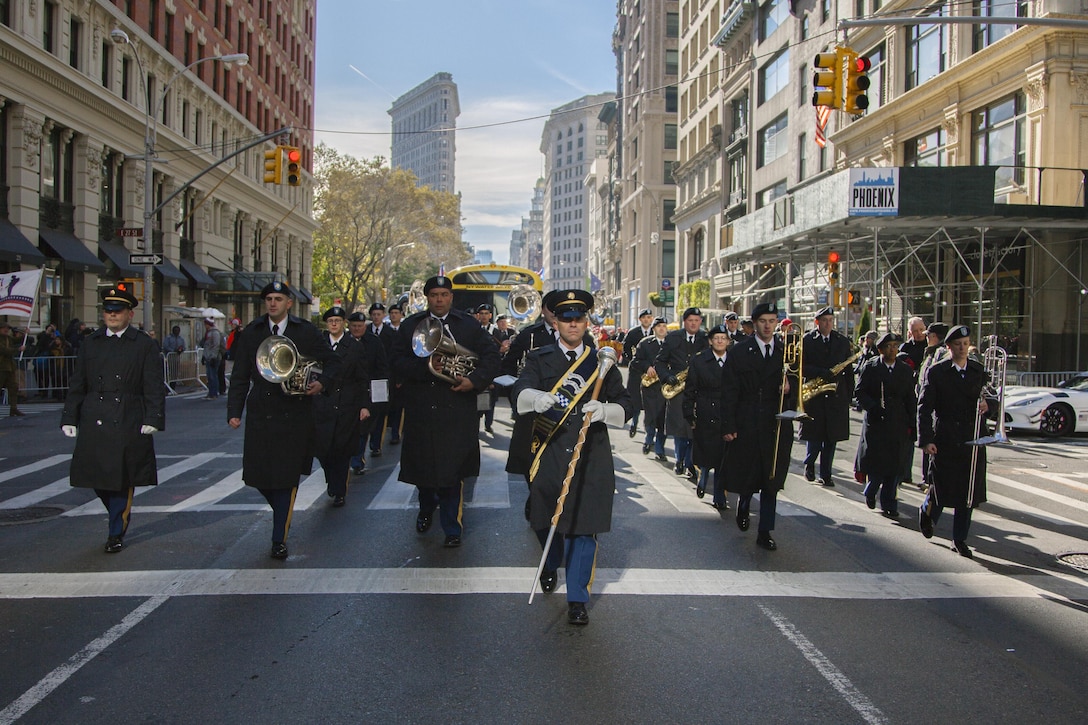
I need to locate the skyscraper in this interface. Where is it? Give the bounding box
[388,72,459,194]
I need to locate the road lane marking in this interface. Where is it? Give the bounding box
[987,472,1088,514]
[759,604,888,724]
[0,455,70,485]
[1014,468,1088,494]
[167,469,245,512]
[0,595,171,725]
[62,452,225,517]
[1,568,1084,601]
[367,452,512,510]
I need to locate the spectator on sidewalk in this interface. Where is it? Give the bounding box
[201,318,223,400]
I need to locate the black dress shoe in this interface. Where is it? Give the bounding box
[686,467,698,482]
[485,426,494,434]
[628,426,637,438]
[695,480,706,498]
[881,509,899,519]
[370,449,382,458]
[805,466,816,482]
[567,602,589,625]
[642,443,651,455]
[416,513,433,533]
[919,508,934,539]
[443,534,462,548]
[351,465,366,476]
[736,511,750,531]
[539,569,558,593]
[866,495,877,509]
[270,543,289,560]
[756,532,777,551]
[104,536,124,554]
[820,478,835,487]
[331,495,346,508]
[951,540,973,558]
[390,436,401,445]
[674,462,684,475]
[711,501,729,511]
[655,453,667,462]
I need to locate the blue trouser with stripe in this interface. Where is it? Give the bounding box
[258,487,298,544]
[418,482,464,536]
[535,530,598,603]
[96,488,134,538]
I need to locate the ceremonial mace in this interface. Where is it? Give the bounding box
[528,346,617,604]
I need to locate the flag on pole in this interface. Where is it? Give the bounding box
[815,105,831,148]
[438,263,446,276]
[590,272,602,292]
[0,269,43,317]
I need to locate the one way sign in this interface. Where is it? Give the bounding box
[129,254,163,265]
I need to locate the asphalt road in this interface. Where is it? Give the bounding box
[0,387,1086,724]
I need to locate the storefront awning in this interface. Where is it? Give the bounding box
[0,219,46,265]
[295,286,313,304]
[179,259,216,289]
[98,240,141,276]
[154,257,187,283]
[38,229,106,273]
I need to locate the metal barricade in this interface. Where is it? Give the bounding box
[164,349,208,394]
[1015,370,1081,388]
[13,354,77,402]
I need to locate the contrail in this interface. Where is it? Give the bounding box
[348,65,397,99]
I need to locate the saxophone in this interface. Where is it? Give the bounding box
[800,345,862,403]
[640,368,659,387]
[661,369,688,400]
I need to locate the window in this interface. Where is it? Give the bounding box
[666,49,678,76]
[100,152,124,216]
[149,0,159,42]
[664,124,678,150]
[122,56,132,101]
[758,113,789,167]
[663,199,675,231]
[666,11,679,38]
[866,44,886,110]
[729,154,746,197]
[68,17,82,69]
[798,133,807,179]
[822,0,831,22]
[100,41,112,89]
[0,0,10,27]
[904,128,948,167]
[759,0,789,42]
[731,94,749,135]
[907,7,948,90]
[757,180,788,209]
[972,93,1027,189]
[665,85,678,113]
[42,1,56,53]
[972,0,1026,52]
[758,49,790,105]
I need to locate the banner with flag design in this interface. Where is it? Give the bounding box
[0,269,43,317]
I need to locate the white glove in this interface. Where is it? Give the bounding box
[532,392,560,414]
[61,425,78,438]
[140,425,158,435]
[582,400,605,420]
[516,388,560,415]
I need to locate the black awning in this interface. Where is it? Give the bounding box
[179,259,216,289]
[154,257,187,283]
[0,219,46,265]
[39,229,106,273]
[295,286,313,304]
[98,240,141,276]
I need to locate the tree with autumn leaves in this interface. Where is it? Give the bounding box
[312,144,468,312]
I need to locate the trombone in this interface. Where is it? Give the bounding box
[967,335,1011,499]
[771,323,809,481]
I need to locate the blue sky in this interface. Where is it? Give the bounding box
[314,0,618,264]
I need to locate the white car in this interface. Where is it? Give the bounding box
[1003,378,1088,437]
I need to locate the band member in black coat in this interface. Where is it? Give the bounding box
[724,311,747,343]
[512,289,631,625]
[855,333,917,518]
[622,308,655,434]
[799,306,855,487]
[655,307,708,479]
[390,275,501,548]
[683,324,731,509]
[227,281,341,560]
[385,303,406,445]
[365,302,396,457]
[347,312,388,475]
[475,303,502,433]
[313,306,374,508]
[721,302,797,551]
[630,318,669,460]
[917,325,996,558]
[61,285,165,553]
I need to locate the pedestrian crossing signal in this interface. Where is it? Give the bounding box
[285,147,302,186]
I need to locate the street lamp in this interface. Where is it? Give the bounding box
[110,28,248,332]
[382,242,416,303]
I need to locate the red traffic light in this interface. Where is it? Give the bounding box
[854,57,872,73]
[286,148,302,163]
[828,251,840,264]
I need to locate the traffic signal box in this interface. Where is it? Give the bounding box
[828,250,841,306]
[843,49,871,115]
[284,146,302,186]
[263,145,283,184]
[812,49,843,110]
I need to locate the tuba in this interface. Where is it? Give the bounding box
[801,343,863,402]
[412,317,479,385]
[256,335,322,395]
[507,284,541,326]
[661,369,688,400]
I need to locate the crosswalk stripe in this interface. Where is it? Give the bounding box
[0,567,1084,601]
[0,477,72,510]
[62,453,225,517]
[987,472,1088,514]
[1015,468,1088,494]
[0,454,69,485]
[168,469,244,512]
[367,451,512,510]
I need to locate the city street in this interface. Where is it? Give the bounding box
[0,389,1086,723]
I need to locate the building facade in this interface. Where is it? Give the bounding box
[539,92,614,292]
[0,0,318,334]
[388,72,458,194]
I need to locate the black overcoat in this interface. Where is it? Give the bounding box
[854,357,917,478]
[392,308,501,488]
[622,324,652,365]
[227,314,341,490]
[513,346,631,534]
[631,335,666,431]
[917,358,993,509]
[313,334,378,460]
[62,327,165,492]
[682,348,728,468]
[799,329,854,442]
[655,328,707,436]
[720,335,797,496]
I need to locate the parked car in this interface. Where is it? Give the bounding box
[1004,378,1088,437]
[1057,372,1088,388]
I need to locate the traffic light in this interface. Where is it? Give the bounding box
[263,145,283,184]
[284,146,302,186]
[847,289,861,307]
[812,49,843,110]
[828,250,840,283]
[843,50,871,115]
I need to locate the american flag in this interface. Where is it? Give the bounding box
[815,105,832,148]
